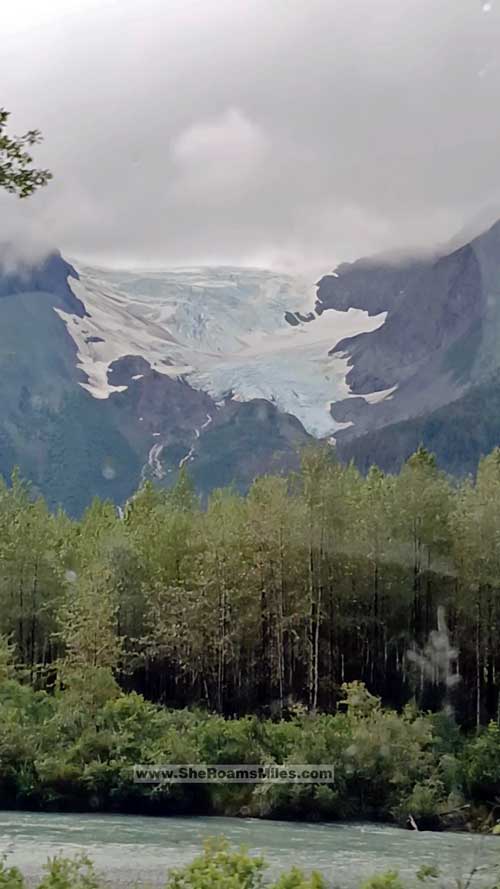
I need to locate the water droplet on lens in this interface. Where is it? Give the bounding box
[102,460,117,480]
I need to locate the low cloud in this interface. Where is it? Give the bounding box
[1,0,500,273]
[171,108,270,200]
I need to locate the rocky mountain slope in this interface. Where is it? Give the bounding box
[2,219,500,512]
[322,219,500,471]
[0,253,394,513]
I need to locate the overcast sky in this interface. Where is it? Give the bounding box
[2,0,500,273]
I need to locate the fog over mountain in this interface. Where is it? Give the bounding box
[2,0,500,272]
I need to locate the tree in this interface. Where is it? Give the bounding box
[0,108,52,197]
[394,447,452,642]
[297,446,341,711]
[451,449,500,726]
[58,567,122,673]
[0,472,67,678]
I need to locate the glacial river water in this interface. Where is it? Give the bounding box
[0,811,499,888]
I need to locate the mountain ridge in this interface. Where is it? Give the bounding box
[1,218,500,512]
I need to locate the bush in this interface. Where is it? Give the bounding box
[0,847,327,889]
[0,672,490,823]
[166,839,267,889]
[0,855,100,889]
[37,855,100,889]
[461,722,500,798]
[395,779,445,821]
[361,874,404,889]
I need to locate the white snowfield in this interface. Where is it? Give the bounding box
[56,263,394,438]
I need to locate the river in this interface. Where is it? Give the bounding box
[0,812,498,888]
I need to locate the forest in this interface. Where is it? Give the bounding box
[3,444,500,723]
[1,446,500,823]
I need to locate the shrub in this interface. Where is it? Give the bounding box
[361,872,404,889]
[165,839,267,889]
[460,721,500,800]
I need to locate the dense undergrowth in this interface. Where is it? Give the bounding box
[1,666,499,828]
[1,446,500,826]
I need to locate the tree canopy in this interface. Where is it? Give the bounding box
[0,108,52,197]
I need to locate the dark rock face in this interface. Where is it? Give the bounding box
[107,355,153,386]
[284,310,316,325]
[316,254,427,316]
[321,221,500,449]
[84,335,105,345]
[185,398,311,494]
[332,243,483,393]
[336,369,500,478]
[108,358,217,455]
[0,247,85,316]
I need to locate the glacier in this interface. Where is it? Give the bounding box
[56,263,392,438]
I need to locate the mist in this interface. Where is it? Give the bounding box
[2,0,500,272]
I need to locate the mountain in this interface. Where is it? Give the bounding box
[322,219,500,472]
[2,219,500,512]
[0,255,383,513]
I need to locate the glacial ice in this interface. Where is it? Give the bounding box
[57,263,392,438]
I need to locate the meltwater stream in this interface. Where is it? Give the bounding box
[0,812,498,888]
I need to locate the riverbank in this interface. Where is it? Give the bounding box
[0,800,484,834]
[2,676,498,832]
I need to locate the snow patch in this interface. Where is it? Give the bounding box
[357,384,398,405]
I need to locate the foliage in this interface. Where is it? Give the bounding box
[462,722,500,797]
[0,666,477,822]
[166,839,267,889]
[37,855,100,889]
[416,865,440,881]
[0,109,52,197]
[0,846,327,889]
[0,445,496,724]
[0,854,99,889]
[0,858,25,889]
[360,874,404,889]
[1,446,500,820]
